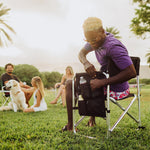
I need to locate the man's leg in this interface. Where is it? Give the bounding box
[21,87,34,107]
[65,80,73,131]
[64,79,96,131]
[88,116,96,127]
[24,92,33,107]
[61,85,66,107]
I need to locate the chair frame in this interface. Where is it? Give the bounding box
[106,56,142,137]
[0,86,11,106]
[72,56,142,138]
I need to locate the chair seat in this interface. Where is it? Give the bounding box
[117,93,135,101]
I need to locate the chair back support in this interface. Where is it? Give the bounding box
[130,57,140,76]
[0,79,10,97]
[108,56,140,77]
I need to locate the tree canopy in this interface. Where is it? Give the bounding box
[40,71,62,89]
[145,52,150,66]
[0,3,15,47]
[131,0,150,66]
[106,27,121,39]
[130,0,150,39]
[13,64,40,86]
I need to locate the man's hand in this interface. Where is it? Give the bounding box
[85,64,96,78]
[78,48,96,77]
[90,78,108,91]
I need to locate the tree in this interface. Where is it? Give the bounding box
[0,3,15,47]
[0,66,5,89]
[40,72,52,89]
[130,0,150,39]
[40,71,62,89]
[130,0,150,66]
[145,52,150,66]
[13,64,40,86]
[0,67,5,76]
[106,27,121,39]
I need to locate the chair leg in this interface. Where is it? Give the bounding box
[109,96,137,132]
[72,79,77,134]
[2,96,10,106]
[74,116,86,128]
[2,98,8,106]
[110,96,139,123]
[137,76,141,127]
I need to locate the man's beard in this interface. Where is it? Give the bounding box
[8,71,13,74]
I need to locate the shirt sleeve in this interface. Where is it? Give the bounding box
[84,42,93,51]
[109,45,133,70]
[13,75,20,82]
[1,74,8,85]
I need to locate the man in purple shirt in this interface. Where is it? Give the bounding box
[62,17,136,131]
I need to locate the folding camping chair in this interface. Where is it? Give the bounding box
[0,81,11,106]
[72,56,142,138]
[106,56,142,137]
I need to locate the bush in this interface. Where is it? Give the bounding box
[129,78,150,85]
[40,71,62,89]
[13,64,40,86]
[140,79,150,84]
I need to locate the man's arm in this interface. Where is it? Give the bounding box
[90,64,136,90]
[78,48,96,77]
[1,74,8,86]
[19,81,30,88]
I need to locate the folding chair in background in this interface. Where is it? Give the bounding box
[72,56,143,138]
[0,81,11,106]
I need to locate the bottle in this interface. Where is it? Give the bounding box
[79,76,87,84]
[79,95,83,101]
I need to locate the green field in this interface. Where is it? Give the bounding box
[0,85,150,150]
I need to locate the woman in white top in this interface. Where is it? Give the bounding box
[23,76,47,112]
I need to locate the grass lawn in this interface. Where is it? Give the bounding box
[0,85,150,150]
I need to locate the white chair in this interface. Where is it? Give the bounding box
[0,85,10,106]
[72,56,143,138]
[106,56,142,137]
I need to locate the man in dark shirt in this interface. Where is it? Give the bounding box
[1,66,20,86]
[1,63,33,106]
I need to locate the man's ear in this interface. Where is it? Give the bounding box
[102,28,105,34]
[98,28,105,35]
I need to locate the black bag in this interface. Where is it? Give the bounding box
[75,72,106,117]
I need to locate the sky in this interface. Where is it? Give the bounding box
[0,0,149,73]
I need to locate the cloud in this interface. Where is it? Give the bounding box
[1,0,149,73]
[5,0,68,17]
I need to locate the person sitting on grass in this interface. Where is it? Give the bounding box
[50,66,74,107]
[23,76,47,112]
[62,17,136,131]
